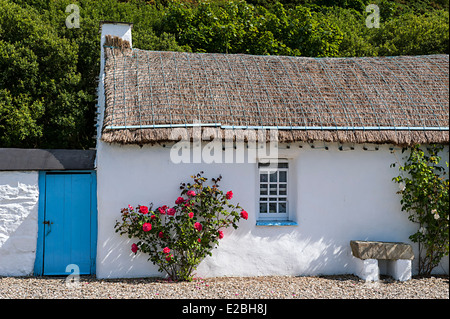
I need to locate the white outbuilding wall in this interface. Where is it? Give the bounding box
[95,140,449,278]
[0,171,39,276]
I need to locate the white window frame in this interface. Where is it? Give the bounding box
[257,159,289,221]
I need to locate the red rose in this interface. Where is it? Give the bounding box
[158,231,164,238]
[139,205,149,214]
[167,208,176,216]
[188,212,194,219]
[197,238,202,243]
[194,222,202,231]
[226,191,233,200]
[165,254,173,262]
[131,243,138,253]
[175,197,184,205]
[163,247,171,254]
[240,210,248,220]
[158,206,167,214]
[128,205,134,211]
[150,215,156,219]
[187,190,196,197]
[218,230,224,239]
[142,223,152,232]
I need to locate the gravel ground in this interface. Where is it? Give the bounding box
[0,274,448,299]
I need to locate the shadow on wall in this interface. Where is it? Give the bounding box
[98,233,163,279]
[246,226,352,276]
[99,218,353,278]
[0,212,38,276]
[0,173,39,276]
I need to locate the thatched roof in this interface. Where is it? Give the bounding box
[101,36,449,146]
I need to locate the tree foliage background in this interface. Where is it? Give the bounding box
[0,0,448,149]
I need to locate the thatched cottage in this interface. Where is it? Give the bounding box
[94,22,448,279]
[0,21,447,279]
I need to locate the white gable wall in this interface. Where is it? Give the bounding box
[95,140,449,278]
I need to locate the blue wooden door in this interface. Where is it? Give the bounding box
[41,173,95,275]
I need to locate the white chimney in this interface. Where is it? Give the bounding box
[96,21,133,145]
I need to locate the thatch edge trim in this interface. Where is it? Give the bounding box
[101,127,449,146]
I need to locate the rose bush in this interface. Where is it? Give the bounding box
[114,172,247,281]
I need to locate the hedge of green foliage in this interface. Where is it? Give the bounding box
[1,0,448,149]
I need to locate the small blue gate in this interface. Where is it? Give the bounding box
[34,171,97,276]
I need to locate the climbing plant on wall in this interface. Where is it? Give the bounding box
[392,145,449,276]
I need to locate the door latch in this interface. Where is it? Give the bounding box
[43,220,53,236]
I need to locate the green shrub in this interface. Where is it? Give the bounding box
[393,145,449,276]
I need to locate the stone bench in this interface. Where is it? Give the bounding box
[350,240,414,282]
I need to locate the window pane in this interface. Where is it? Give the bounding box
[270,172,277,182]
[269,184,277,195]
[269,203,277,213]
[259,162,288,168]
[260,203,267,214]
[260,197,267,202]
[278,203,287,214]
[260,184,268,195]
[260,173,268,183]
[279,197,287,202]
[279,184,287,195]
[269,197,277,201]
[279,171,287,182]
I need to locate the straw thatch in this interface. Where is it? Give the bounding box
[101,36,449,146]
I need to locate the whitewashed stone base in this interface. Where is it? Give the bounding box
[355,258,380,281]
[355,258,412,282]
[386,259,412,282]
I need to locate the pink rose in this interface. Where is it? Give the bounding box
[158,231,164,238]
[226,191,233,200]
[142,223,152,232]
[158,205,167,214]
[131,243,138,253]
[175,197,184,205]
[128,205,134,211]
[167,207,176,216]
[187,190,196,197]
[139,205,148,214]
[163,247,171,254]
[218,230,224,239]
[194,222,202,232]
[240,210,248,220]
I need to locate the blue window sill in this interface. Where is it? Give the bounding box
[256,220,298,226]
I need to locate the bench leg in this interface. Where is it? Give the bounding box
[387,259,412,281]
[355,258,379,281]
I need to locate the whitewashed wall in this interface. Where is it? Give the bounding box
[96,141,449,279]
[0,171,39,276]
